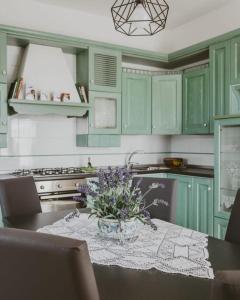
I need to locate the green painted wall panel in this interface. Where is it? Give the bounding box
[152,74,182,135]
[122,72,151,135]
[183,68,210,134]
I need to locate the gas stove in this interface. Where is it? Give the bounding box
[12,167,85,178]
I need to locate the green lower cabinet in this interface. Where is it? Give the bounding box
[167,174,192,228]
[192,178,214,236]
[183,68,210,134]
[214,217,229,240]
[152,75,182,135]
[122,72,151,134]
[168,174,214,235]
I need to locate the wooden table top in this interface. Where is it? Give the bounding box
[4,209,240,300]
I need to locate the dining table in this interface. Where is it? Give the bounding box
[4,209,240,300]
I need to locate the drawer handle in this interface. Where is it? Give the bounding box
[2,70,6,76]
[203,123,208,128]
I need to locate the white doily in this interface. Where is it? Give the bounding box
[38,211,214,280]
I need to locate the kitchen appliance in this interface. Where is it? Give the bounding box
[11,168,92,212]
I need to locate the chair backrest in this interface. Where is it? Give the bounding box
[132,177,177,223]
[0,176,42,218]
[211,270,240,300]
[225,189,240,244]
[0,228,100,300]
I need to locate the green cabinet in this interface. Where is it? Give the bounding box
[214,217,228,240]
[122,72,151,134]
[231,36,240,85]
[77,47,121,93]
[0,33,7,84]
[168,174,192,228]
[168,174,214,235]
[210,41,230,131]
[193,177,214,235]
[88,91,121,135]
[152,74,182,135]
[0,84,7,134]
[183,68,210,134]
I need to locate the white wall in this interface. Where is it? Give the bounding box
[0,0,240,53]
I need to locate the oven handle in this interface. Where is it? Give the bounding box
[40,193,83,200]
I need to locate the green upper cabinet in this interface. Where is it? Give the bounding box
[88,91,121,135]
[192,177,214,236]
[214,217,228,240]
[152,74,182,135]
[210,41,230,130]
[231,36,240,85]
[183,68,210,134]
[0,33,7,84]
[0,84,7,134]
[122,72,151,135]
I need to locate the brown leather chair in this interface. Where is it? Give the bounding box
[0,176,42,218]
[225,189,240,244]
[211,271,240,300]
[132,177,177,223]
[0,227,100,300]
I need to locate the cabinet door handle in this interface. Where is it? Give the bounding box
[208,187,212,192]
[152,125,156,129]
[90,79,94,84]
[2,70,6,76]
[188,184,192,189]
[203,123,208,127]
[124,124,127,128]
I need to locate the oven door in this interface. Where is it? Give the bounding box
[40,192,85,213]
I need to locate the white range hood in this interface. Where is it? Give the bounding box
[18,44,81,102]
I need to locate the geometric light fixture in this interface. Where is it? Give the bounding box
[111,0,169,36]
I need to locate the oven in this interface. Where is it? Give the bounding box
[11,168,90,213]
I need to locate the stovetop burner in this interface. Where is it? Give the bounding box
[12,167,85,177]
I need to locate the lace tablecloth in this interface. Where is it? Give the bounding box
[38,211,214,280]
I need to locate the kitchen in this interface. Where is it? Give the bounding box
[0,1,239,300]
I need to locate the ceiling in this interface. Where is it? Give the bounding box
[36,0,231,29]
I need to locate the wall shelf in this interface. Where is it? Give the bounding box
[8,99,91,117]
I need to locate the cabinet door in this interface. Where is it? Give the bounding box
[122,72,151,134]
[183,68,210,134]
[152,75,182,135]
[231,36,240,85]
[89,47,121,93]
[0,33,7,83]
[214,217,229,240]
[210,41,230,131]
[0,84,7,134]
[193,178,214,236]
[168,174,193,228]
[89,91,121,134]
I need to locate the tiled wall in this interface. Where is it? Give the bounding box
[170,135,214,166]
[0,45,214,173]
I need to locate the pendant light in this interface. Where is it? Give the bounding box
[111,0,169,36]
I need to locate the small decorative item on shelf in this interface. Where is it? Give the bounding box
[60,93,71,102]
[25,85,36,101]
[76,83,88,103]
[76,167,167,243]
[50,91,61,102]
[8,78,24,99]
